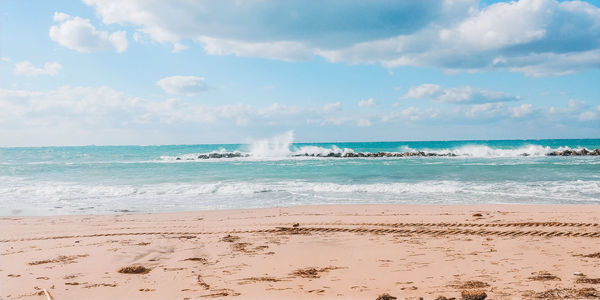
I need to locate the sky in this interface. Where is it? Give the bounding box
[1,0,599,147]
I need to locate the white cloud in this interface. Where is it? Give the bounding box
[357,118,372,127]
[14,61,62,76]
[465,103,504,118]
[0,86,351,133]
[402,84,519,103]
[322,102,342,112]
[2,85,596,146]
[81,0,599,75]
[156,76,207,96]
[402,84,443,99]
[510,103,533,118]
[172,43,189,53]
[358,98,377,107]
[198,37,313,62]
[49,12,128,53]
[578,111,597,121]
[401,107,422,121]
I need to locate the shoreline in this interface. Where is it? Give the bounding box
[5,202,600,218]
[1,204,599,299]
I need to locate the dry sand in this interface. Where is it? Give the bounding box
[1,204,599,300]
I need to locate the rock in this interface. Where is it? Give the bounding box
[546,148,599,156]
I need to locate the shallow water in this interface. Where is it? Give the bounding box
[1,136,598,215]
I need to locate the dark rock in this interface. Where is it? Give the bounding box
[546,148,599,156]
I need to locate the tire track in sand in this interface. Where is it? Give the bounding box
[1,223,598,243]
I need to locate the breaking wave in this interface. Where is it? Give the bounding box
[160,131,598,161]
[2,179,599,215]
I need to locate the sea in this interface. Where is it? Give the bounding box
[1,132,599,216]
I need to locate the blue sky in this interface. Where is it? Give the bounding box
[1,0,599,146]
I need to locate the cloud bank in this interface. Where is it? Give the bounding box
[1,85,596,146]
[81,0,600,76]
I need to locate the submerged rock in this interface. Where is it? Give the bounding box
[547,148,599,156]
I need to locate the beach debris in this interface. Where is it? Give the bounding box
[200,289,240,298]
[254,245,269,251]
[239,276,281,284]
[28,254,89,265]
[7,274,20,277]
[221,234,240,243]
[118,265,151,274]
[434,297,456,300]
[375,293,397,300]
[184,257,208,264]
[578,288,600,298]
[43,289,53,300]
[177,235,196,239]
[525,287,600,299]
[582,252,600,258]
[472,213,483,217]
[459,281,489,289]
[293,223,300,227]
[290,266,338,278]
[574,272,584,276]
[232,242,252,252]
[461,290,487,300]
[528,271,561,281]
[577,277,600,284]
[83,283,117,288]
[197,275,210,289]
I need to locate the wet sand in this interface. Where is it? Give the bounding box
[1,204,599,299]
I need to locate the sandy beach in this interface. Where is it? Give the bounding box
[1,204,599,300]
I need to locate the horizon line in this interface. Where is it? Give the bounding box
[1,137,599,149]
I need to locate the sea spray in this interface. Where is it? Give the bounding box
[249,130,295,158]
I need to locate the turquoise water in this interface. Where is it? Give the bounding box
[1,136,599,215]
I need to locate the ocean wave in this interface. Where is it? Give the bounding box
[1,179,598,202]
[2,178,598,215]
[157,131,599,161]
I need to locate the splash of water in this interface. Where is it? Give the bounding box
[249,130,295,158]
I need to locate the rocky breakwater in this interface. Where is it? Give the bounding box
[172,148,600,160]
[546,149,600,156]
